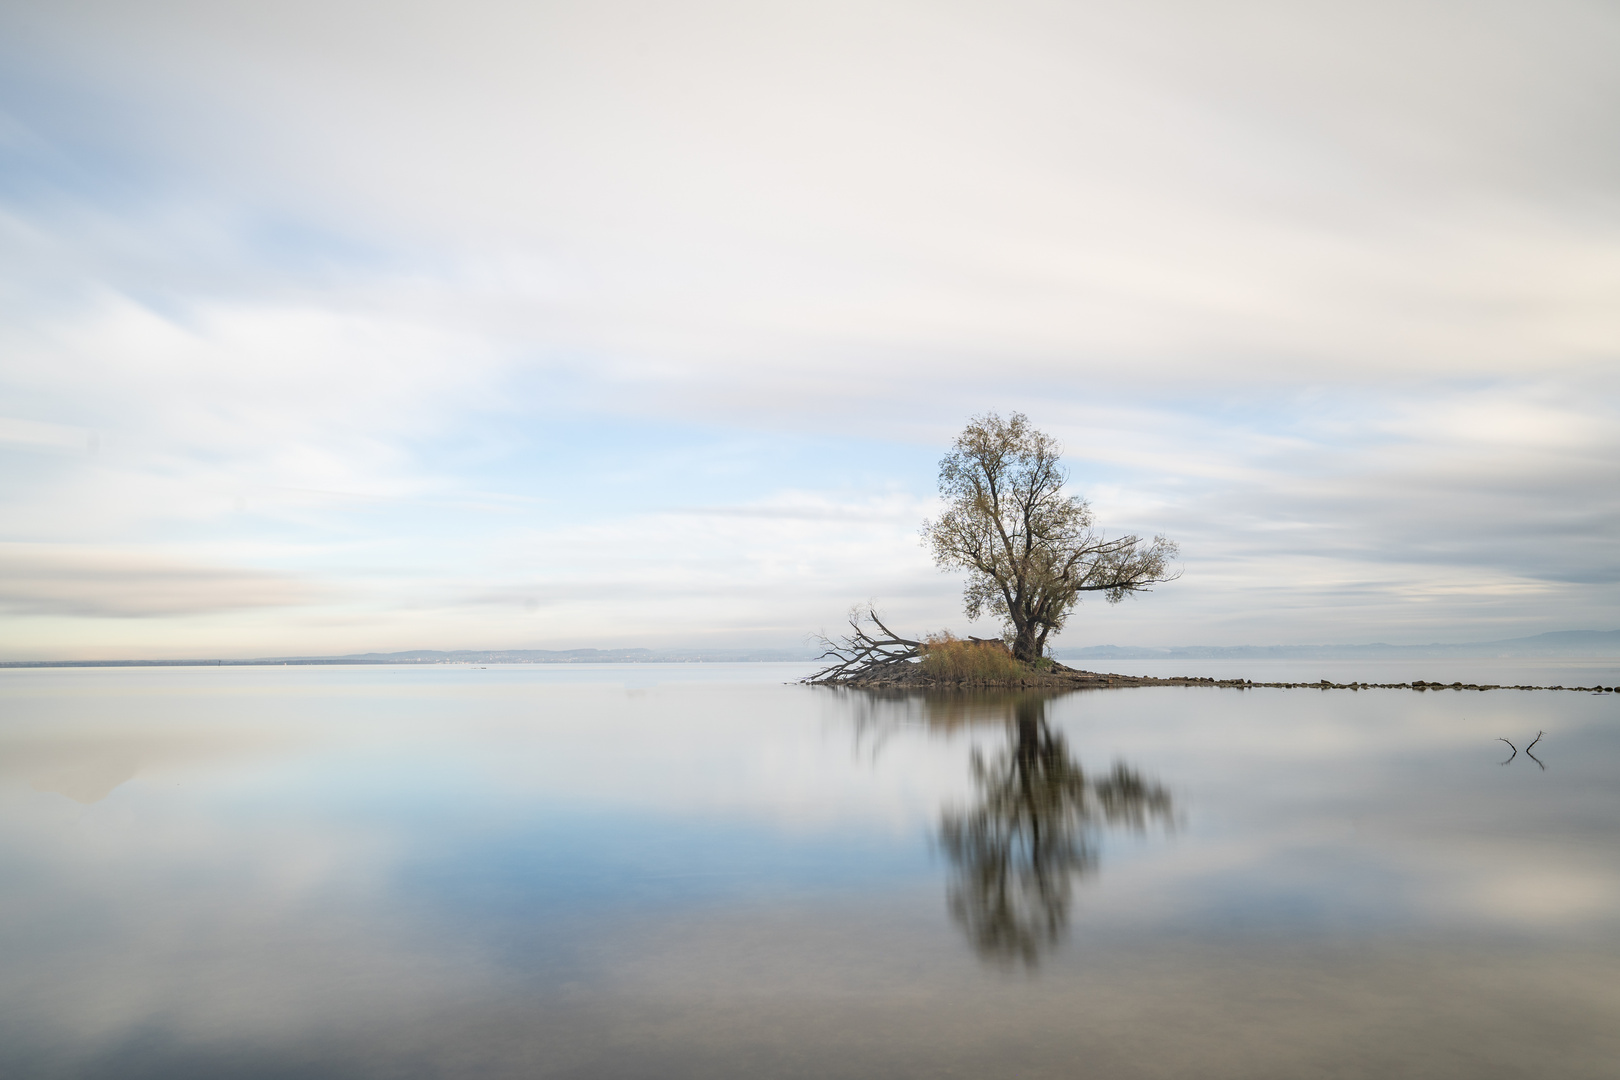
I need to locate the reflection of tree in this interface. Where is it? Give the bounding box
[822,686,1176,964]
[841,686,1036,759]
[937,696,1172,966]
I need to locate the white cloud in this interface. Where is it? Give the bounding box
[0,0,1616,654]
[0,543,318,618]
[0,417,92,453]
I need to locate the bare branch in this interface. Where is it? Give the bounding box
[805,604,923,683]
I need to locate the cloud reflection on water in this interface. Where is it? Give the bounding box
[1,667,1618,1077]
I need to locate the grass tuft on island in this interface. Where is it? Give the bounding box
[916,633,1032,683]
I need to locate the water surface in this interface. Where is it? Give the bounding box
[2,663,1616,1078]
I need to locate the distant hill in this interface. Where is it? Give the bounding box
[0,647,822,668]
[331,647,820,664]
[1056,629,1620,661]
[8,631,1619,668]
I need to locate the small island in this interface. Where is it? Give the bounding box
[807,414,1615,695]
[809,412,1178,689]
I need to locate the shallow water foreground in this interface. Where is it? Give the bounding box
[1,663,1617,1079]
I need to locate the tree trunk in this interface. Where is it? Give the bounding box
[1011,623,1041,664]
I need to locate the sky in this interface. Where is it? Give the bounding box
[0,0,1617,660]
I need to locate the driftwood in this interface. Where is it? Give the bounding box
[1499,731,1547,768]
[808,607,924,684]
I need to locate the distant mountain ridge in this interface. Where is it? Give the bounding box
[335,647,819,664]
[1056,629,1620,661]
[6,631,1618,668]
[0,647,821,668]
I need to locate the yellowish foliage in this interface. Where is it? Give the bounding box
[921,411,1178,662]
[918,632,1030,682]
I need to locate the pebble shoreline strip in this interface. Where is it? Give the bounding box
[820,670,1620,692]
[1075,676,1619,692]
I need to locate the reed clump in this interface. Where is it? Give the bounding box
[917,632,1031,682]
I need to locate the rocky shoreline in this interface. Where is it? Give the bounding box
[811,662,1618,693]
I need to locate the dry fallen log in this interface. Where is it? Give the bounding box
[808,606,924,684]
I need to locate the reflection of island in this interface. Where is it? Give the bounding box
[839,687,1174,965]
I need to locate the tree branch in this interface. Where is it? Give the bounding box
[806,605,923,683]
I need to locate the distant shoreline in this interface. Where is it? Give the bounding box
[0,656,817,669]
[4,629,1619,670]
[1063,629,1620,661]
[3,657,1615,692]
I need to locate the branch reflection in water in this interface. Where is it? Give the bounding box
[838,689,1175,966]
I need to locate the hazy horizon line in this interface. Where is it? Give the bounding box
[5,629,1618,668]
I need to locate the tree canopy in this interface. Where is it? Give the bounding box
[922,412,1179,663]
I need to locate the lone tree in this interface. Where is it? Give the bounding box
[922,412,1178,664]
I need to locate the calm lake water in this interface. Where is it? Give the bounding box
[2,663,1617,1079]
